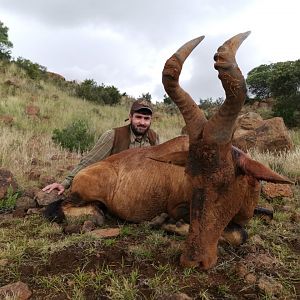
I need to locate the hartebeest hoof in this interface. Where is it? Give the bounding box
[148,213,169,229]
[221,223,248,246]
[254,206,274,223]
[180,250,218,270]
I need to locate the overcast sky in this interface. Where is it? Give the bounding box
[0,0,299,102]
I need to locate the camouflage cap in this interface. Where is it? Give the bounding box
[130,99,153,115]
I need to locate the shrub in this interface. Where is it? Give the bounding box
[52,120,95,153]
[75,79,121,105]
[15,57,47,80]
[0,185,19,212]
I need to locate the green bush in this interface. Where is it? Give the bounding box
[52,120,95,153]
[15,57,47,80]
[0,185,19,212]
[75,79,122,105]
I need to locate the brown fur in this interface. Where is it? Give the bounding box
[63,33,292,270]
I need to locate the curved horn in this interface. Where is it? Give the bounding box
[203,31,251,144]
[175,36,205,65]
[162,36,207,143]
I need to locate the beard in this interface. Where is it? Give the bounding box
[130,123,150,136]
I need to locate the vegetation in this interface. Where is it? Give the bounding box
[52,119,95,153]
[247,60,300,127]
[0,20,13,60]
[15,57,47,80]
[75,79,122,105]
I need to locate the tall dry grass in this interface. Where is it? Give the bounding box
[0,62,185,188]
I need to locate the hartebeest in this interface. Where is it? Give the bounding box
[46,32,292,269]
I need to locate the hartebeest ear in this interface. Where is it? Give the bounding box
[147,151,188,167]
[235,151,293,184]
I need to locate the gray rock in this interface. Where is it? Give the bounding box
[0,281,32,300]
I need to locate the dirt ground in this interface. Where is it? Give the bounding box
[1,204,299,300]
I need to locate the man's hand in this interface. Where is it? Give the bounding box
[42,183,65,195]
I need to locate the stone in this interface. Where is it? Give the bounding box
[15,196,37,210]
[262,182,294,199]
[25,104,40,116]
[0,281,32,300]
[26,168,41,181]
[0,169,18,200]
[167,292,192,300]
[39,175,56,187]
[22,187,40,199]
[27,208,41,215]
[0,115,13,125]
[89,228,120,238]
[258,275,283,296]
[35,190,62,206]
[290,211,300,223]
[82,220,96,233]
[63,224,81,234]
[244,273,257,284]
[0,259,9,267]
[233,114,294,153]
[234,263,248,278]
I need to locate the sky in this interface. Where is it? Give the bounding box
[0,0,299,103]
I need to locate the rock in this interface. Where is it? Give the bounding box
[258,275,283,296]
[64,206,105,227]
[27,208,41,215]
[22,187,40,199]
[244,273,257,284]
[233,114,294,153]
[0,115,13,125]
[63,224,81,234]
[0,168,18,200]
[25,104,40,117]
[262,182,293,199]
[0,259,9,267]
[167,292,192,300]
[234,263,248,278]
[39,175,56,187]
[250,234,264,245]
[15,196,37,210]
[82,220,96,233]
[245,253,279,269]
[89,228,120,238]
[26,168,41,181]
[35,190,62,206]
[0,281,32,300]
[12,209,26,218]
[4,78,20,87]
[290,211,300,223]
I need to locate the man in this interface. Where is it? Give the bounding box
[42,99,159,195]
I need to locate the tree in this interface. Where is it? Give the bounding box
[246,64,272,99]
[140,92,152,103]
[246,60,300,100]
[247,60,300,127]
[0,21,13,60]
[163,94,173,105]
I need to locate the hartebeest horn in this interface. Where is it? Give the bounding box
[203,31,251,144]
[162,36,207,144]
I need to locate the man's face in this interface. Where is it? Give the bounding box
[129,112,152,136]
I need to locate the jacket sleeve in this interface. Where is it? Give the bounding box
[61,129,115,189]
